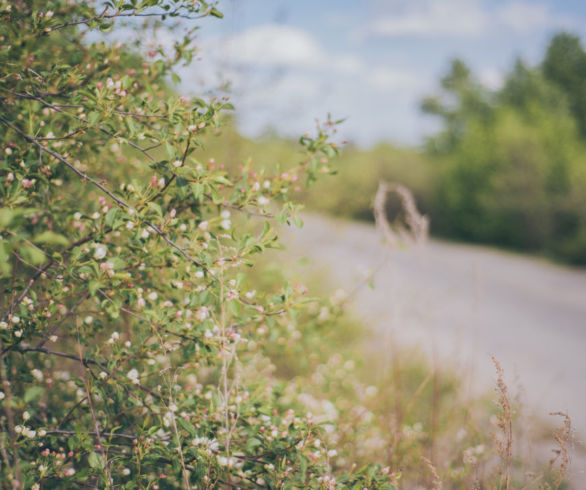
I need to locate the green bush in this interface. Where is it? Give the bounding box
[0,2,393,487]
[422,52,586,264]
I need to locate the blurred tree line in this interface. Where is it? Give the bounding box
[198,32,586,265]
[422,32,586,264]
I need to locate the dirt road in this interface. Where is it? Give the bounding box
[281,213,586,483]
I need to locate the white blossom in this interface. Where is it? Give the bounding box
[196,307,209,322]
[192,436,219,454]
[127,369,140,384]
[93,244,107,260]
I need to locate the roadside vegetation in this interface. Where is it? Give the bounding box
[0,1,573,488]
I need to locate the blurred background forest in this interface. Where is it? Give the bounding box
[198,32,586,265]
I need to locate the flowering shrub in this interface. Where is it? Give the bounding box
[0,1,394,488]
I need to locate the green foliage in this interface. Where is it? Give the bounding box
[0,1,394,488]
[543,33,586,138]
[423,40,586,263]
[195,32,586,265]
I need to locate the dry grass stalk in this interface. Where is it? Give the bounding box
[421,455,443,490]
[491,356,513,490]
[547,411,571,489]
[373,182,429,248]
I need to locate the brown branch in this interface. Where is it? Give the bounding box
[12,345,104,367]
[45,429,140,440]
[36,128,84,140]
[46,7,209,33]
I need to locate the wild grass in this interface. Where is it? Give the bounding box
[193,125,576,487]
[250,250,573,488]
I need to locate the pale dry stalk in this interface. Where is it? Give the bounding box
[422,455,443,489]
[373,181,429,248]
[491,356,513,490]
[548,411,572,489]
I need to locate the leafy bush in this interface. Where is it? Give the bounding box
[0,1,393,487]
[422,52,586,264]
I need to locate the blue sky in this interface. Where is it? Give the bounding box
[172,0,586,147]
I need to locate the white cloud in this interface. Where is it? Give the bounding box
[218,24,324,67]
[367,0,574,39]
[497,2,571,33]
[242,74,323,109]
[186,22,439,145]
[331,55,363,75]
[369,67,422,92]
[369,0,488,38]
[478,68,504,90]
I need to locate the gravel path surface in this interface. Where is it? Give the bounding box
[281,213,586,485]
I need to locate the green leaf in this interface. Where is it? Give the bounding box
[165,142,175,159]
[88,111,100,126]
[20,244,47,265]
[291,215,304,228]
[24,386,44,403]
[191,182,204,200]
[33,231,70,247]
[0,208,15,229]
[88,451,105,469]
[213,175,232,186]
[176,417,197,437]
[89,280,103,297]
[246,437,261,452]
[0,242,11,276]
[209,7,223,18]
[147,202,162,217]
[105,207,118,227]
